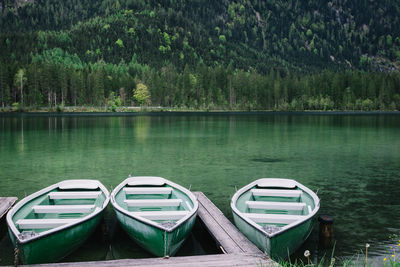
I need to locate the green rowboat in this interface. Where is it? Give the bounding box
[6,180,110,264]
[231,178,320,260]
[111,176,198,257]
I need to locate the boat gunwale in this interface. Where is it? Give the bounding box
[6,179,110,244]
[231,178,320,238]
[110,176,198,232]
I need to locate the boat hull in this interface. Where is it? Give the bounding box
[231,178,320,260]
[115,208,197,257]
[6,180,110,264]
[232,210,315,260]
[8,211,103,264]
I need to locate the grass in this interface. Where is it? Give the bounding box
[275,243,336,267]
[268,236,400,267]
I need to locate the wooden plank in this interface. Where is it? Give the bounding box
[257,179,297,188]
[124,199,182,207]
[129,210,189,220]
[0,197,18,219]
[27,253,275,267]
[123,187,172,195]
[16,218,80,229]
[251,189,302,197]
[246,201,306,211]
[193,192,265,256]
[33,205,95,213]
[244,213,304,224]
[49,191,101,199]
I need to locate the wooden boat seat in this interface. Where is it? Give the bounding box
[244,213,305,224]
[58,180,99,190]
[130,210,189,220]
[33,205,95,214]
[123,187,172,195]
[251,189,302,198]
[124,199,182,207]
[127,177,166,186]
[48,191,101,199]
[257,179,297,188]
[16,218,80,229]
[246,201,306,211]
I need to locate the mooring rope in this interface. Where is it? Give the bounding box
[14,241,19,267]
[163,230,167,257]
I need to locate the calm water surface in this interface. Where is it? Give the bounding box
[0,113,399,265]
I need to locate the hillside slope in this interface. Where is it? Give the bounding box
[0,0,399,110]
[1,0,400,71]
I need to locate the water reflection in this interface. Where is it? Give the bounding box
[0,114,399,265]
[133,116,150,142]
[18,118,24,153]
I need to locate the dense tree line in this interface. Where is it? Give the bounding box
[1,49,399,110]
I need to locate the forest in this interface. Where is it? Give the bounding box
[1,0,400,111]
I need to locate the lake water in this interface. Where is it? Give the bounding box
[0,113,399,265]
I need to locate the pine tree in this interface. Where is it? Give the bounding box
[0,63,7,108]
[93,68,105,106]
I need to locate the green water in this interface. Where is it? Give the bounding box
[1,113,399,265]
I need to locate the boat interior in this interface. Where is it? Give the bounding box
[236,182,315,233]
[12,187,106,236]
[116,182,195,226]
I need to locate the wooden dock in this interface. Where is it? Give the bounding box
[193,192,266,255]
[0,197,17,219]
[29,254,272,267]
[17,192,276,266]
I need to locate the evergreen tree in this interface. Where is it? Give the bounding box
[0,63,8,107]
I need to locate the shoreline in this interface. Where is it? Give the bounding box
[0,107,399,117]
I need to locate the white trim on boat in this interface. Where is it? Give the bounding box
[186,201,193,211]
